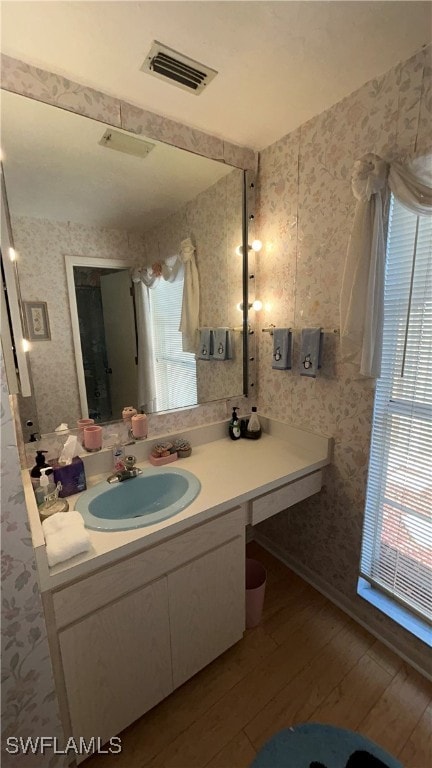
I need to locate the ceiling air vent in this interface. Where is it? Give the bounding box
[141,41,217,95]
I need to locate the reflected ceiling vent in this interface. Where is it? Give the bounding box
[141,41,218,95]
[98,130,155,159]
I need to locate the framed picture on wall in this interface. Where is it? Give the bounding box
[23,301,51,341]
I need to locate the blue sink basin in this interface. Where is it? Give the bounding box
[75,467,201,531]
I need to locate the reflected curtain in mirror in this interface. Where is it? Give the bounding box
[132,237,199,413]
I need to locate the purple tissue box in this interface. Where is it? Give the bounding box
[50,456,86,498]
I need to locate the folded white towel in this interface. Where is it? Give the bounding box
[42,511,91,567]
[42,509,85,535]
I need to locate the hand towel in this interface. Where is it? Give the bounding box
[300,327,323,378]
[213,328,233,361]
[197,327,213,360]
[272,328,292,370]
[42,509,85,535]
[42,510,91,566]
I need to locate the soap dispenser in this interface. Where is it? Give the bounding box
[245,406,262,439]
[36,468,69,518]
[248,407,261,432]
[30,450,53,490]
[35,467,56,507]
[229,407,241,440]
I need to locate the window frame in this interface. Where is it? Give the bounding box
[358,194,432,645]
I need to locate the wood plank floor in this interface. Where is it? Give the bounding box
[86,542,431,768]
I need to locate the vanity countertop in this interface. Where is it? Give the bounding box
[24,417,331,592]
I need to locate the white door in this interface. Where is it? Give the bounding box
[100,270,137,419]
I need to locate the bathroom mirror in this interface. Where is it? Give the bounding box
[1,89,246,436]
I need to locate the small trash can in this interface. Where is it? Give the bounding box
[245,558,267,629]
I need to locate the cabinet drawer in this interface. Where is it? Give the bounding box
[53,505,246,629]
[251,471,322,525]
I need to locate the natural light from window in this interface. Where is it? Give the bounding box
[359,195,432,638]
[149,277,197,412]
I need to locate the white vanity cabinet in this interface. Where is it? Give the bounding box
[34,425,331,758]
[49,506,246,753]
[169,535,245,688]
[59,577,172,748]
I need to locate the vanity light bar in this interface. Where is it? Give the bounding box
[141,41,218,95]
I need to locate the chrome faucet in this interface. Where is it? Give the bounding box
[107,455,143,484]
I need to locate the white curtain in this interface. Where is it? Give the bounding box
[132,237,200,409]
[340,153,432,378]
[178,238,200,353]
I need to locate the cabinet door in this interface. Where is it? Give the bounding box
[168,536,245,689]
[59,577,172,747]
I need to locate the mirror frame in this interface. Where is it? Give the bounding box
[1,167,31,396]
[0,53,258,415]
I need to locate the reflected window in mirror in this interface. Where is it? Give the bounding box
[150,278,197,412]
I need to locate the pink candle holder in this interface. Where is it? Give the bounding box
[77,418,94,443]
[131,413,148,439]
[83,425,102,452]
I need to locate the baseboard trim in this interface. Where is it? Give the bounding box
[252,530,431,682]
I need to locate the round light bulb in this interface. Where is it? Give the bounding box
[252,300,263,311]
[251,239,262,252]
[236,302,243,312]
[235,245,243,256]
[22,339,30,353]
[9,247,16,262]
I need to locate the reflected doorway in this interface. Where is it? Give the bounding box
[73,265,137,422]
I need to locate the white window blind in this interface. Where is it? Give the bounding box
[149,276,197,412]
[360,196,432,624]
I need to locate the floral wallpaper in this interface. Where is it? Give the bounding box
[255,44,432,673]
[1,352,66,768]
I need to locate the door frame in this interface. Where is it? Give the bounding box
[65,255,134,419]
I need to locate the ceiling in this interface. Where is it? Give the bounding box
[1,1,430,150]
[1,90,233,232]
